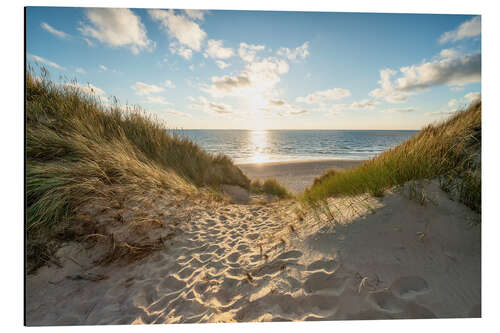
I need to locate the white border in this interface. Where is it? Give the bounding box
[3,0,499,332]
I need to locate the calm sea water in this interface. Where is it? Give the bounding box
[174,130,419,164]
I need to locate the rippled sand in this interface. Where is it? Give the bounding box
[26,180,480,325]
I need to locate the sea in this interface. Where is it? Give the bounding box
[174,129,419,164]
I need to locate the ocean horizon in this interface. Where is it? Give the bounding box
[175,129,419,164]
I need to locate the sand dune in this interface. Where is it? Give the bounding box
[26,180,480,325]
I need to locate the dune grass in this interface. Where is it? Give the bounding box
[26,68,250,229]
[302,101,481,212]
[26,68,253,270]
[250,179,293,199]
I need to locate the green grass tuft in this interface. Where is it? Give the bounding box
[250,179,293,199]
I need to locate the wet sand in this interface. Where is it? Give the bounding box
[238,159,364,193]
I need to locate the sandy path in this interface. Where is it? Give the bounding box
[26,180,480,325]
[238,159,363,193]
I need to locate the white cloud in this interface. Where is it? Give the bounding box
[447,91,481,109]
[448,99,460,108]
[203,57,289,98]
[425,110,457,117]
[169,43,193,60]
[370,51,481,103]
[324,99,380,115]
[238,43,265,62]
[428,91,480,117]
[349,98,380,110]
[99,64,108,71]
[296,88,351,104]
[277,41,310,61]
[163,109,192,118]
[27,53,65,70]
[215,60,230,69]
[380,107,417,113]
[439,16,481,44]
[440,48,459,59]
[289,109,309,115]
[164,80,175,88]
[264,98,309,116]
[75,67,86,74]
[41,22,70,39]
[145,96,172,105]
[204,39,234,59]
[183,9,206,21]
[189,96,233,114]
[211,75,251,92]
[131,82,164,95]
[189,64,195,71]
[149,9,206,51]
[268,99,286,106]
[82,37,95,47]
[79,8,154,54]
[465,91,481,102]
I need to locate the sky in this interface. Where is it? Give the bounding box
[26,7,481,130]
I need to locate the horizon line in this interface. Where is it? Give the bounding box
[165,128,421,131]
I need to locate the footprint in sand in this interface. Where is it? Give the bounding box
[227,252,241,263]
[236,243,249,251]
[390,276,429,299]
[176,266,195,280]
[404,302,436,319]
[198,253,213,262]
[275,250,303,261]
[300,294,339,312]
[303,272,347,295]
[246,233,259,240]
[368,289,406,313]
[307,259,338,273]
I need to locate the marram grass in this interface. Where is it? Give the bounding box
[26,68,249,230]
[302,101,481,212]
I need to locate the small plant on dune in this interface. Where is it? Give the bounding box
[250,178,293,199]
[312,169,337,187]
[302,101,481,213]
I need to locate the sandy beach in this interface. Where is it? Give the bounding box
[238,159,364,193]
[26,178,480,325]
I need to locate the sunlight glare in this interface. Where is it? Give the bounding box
[248,130,270,164]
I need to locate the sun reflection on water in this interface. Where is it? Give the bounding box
[248,130,269,164]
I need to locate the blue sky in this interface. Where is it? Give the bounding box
[26,7,481,129]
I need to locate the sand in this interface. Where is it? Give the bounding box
[238,159,364,193]
[25,179,481,325]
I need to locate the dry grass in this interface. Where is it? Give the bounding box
[303,101,481,213]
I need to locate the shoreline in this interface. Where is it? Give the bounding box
[238,158,365,193]
[236,158,365,167]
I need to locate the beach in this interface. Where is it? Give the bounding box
[238,159,364,193]
[26,179,481,324]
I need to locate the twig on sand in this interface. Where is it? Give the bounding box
[356,273,381,293]
[245,272,257,286]
[67,256,86,269]
[66,272,108,281]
